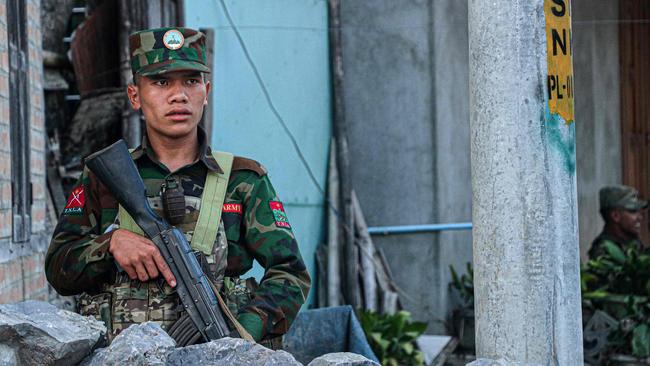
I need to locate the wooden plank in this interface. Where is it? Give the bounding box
[374,248,398,314]
[327,138,342,307]
[352,191,377,311]
[377,247,401,313]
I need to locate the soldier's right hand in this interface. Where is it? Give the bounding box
[109,229,177,287]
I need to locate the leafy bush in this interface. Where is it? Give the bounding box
[582,242,650,357]
[358,310,427,366]
[449,263,474,308]
[449,263,475,351]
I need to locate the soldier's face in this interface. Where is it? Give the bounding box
[613,209,644,238]
[127,71,210,139]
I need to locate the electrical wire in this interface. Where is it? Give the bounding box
[217,0,325,198]
[217,0,414,305]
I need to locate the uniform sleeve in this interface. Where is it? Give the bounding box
[235,173,311,341]
[45,167,118,296]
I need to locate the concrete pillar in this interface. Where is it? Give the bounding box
[468,0,583,364]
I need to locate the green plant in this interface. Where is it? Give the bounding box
[449,263,475,351]
[582,242,650,358]
[358,310,427,366]
[449,262,474,308]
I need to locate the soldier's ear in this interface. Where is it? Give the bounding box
[127,83,141,110]
[204,81,211,106]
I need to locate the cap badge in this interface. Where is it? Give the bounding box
[163,29,184,50]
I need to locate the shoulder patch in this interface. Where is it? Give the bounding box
[63,186,85,215]
[232,156,267,176]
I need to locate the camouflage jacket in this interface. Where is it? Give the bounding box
[45,131,311,341]
[588,230,648,260]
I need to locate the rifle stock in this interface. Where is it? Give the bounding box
[85,139,230,341]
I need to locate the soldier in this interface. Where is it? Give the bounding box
[588,185,648,259]
[45,27,311,347]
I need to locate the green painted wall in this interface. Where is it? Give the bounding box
[185,0,331,307]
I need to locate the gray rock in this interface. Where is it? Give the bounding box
[81,322,175,366]
[0,344,17,366]
[0,300,106,366]
[307,353,379,366]
[165,337,302,366]
[467,359,539,366]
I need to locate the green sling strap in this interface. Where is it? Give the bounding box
[117,151,235,255]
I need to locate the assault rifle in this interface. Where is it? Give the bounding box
[85,139,231,342]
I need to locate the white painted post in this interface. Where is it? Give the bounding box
[468,0,583,364]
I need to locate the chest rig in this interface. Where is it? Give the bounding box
[79,151,234,341]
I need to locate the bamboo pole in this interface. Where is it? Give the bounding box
[352,191,377,311]
[327,138,342,307]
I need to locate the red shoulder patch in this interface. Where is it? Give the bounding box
[64,186,85,215]
[269,201,291,229]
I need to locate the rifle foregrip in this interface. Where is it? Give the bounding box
[153,228,230,339]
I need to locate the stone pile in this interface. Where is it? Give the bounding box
[0,301,105,365]
[0,301,378,366]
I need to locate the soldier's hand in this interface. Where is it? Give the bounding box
[109,229,177,287]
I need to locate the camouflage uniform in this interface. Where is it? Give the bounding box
[588,185,649,260]
[589,232,645,260]
[45,27,310,344]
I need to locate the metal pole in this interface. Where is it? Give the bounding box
[367,222,472,235]
[118,0,141,148]
[468,0,583,364]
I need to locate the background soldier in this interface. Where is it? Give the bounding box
[45,27,310,347]
[589,185,648,259]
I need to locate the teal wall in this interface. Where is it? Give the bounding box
[185,0,331,307]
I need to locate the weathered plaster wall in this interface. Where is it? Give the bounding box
[431,0,473,329]
[341,0,472,333]
[572,0,622,259]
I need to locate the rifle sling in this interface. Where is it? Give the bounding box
[117,150,233,255]
[116,150,254,341]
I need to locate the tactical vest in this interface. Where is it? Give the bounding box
[78,151,237,341]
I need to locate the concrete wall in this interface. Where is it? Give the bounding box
[431,0,473,330]
[0,0,51,304]
[572,0,622,258]
[340,0,623,333]
[184,0,331,307]
[340,0,472,333]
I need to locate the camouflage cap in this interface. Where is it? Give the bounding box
[600,185,649,211]
[129,27,210,77]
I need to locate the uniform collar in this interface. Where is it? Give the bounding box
[598,230,640,247]
[132,126,223,173]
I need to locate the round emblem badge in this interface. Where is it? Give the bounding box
[163,29,184,50]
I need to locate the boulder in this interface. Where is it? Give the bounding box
[81,322,175,366]
[165,337,302,366]
[0,300,105,366]
[307,353,380,366]
[467,359,526,366]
